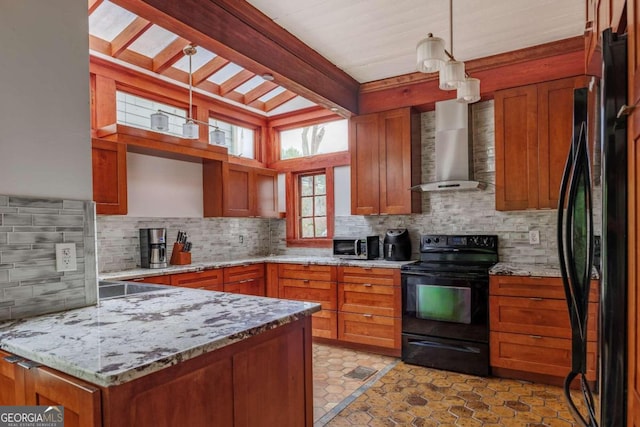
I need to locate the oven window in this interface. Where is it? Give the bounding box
[413,285,471,324]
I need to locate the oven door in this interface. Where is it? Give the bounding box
[401,271,488,343]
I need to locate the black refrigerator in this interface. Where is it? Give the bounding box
[557,28,627,427]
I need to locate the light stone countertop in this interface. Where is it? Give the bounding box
[0,287,320,387]
[489,262,600,279]
[99,255,415,281]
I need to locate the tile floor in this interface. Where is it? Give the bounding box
[313,344,595,427]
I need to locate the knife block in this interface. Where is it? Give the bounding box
[170,243,191,265]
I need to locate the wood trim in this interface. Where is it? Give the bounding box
[152,36,190,73]
[244,81,278,105]
[268,107,343,130]
[88,0,103,14]
[220,70,255,96]
[265,90,298,112]
[111,17,153,57]
[193,57,230,86]
[269,151,350,173]
[111,0,359,114]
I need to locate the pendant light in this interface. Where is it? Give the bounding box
[416,0,480,103]
[150,45,226,142]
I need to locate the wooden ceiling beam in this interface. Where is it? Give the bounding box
[111,0,359,115]
[111,17,153,57]
[153,36,190,73]
[264,90,297,112]
[244,81,278,105]
[196,80,221,96]
[89,35,111,56]
[88,0,103,14]
[118,49,153,70]
[193,56,229,86]
[219,70,254,96]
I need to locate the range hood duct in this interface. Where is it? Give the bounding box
[412,99,485,192]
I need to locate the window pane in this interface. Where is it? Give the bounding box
[209,118,255,159]
[300,176,313,196]
[315,217,327,237]
[280,119,348,160]
[301,197,313,217]
[315,195,326,216]
[116,91,187,137]
[301,218,315,238]
[314,175,326,195]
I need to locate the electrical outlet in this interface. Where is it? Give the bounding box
[529,230,540,245]
[239,235,244,244]
[55,243,77,272]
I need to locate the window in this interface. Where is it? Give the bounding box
[299,173,327,238]
[280,119,348,160]
[116,91,186,137]
[209,118,255,159]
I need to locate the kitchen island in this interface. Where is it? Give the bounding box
[0,286,320,426]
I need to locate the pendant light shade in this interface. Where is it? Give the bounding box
[150,111,169,131]
[439,60,465,90]
[210,128,226,145]
[457,77,481,103]
[182,120,199,139]
[416,33,445,73]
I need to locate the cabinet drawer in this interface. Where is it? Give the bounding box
[490,296,598,341]
[130,275,172,285]
[224,263,264,283]
[223,277,265,296]
[490,331,597,381]
[490,276,599,302]
[278,278,337,310]
[338,282,400,317]
[337,266,399,286]
[338,312,400,350]
[170,270,224,291]
[312,310,337,339]
[278,263,336,281]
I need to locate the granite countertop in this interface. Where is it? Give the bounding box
[0,287,320,387]
[100,255,414,281]
[490,262,600,279]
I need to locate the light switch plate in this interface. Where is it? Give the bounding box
[529,230,540,245]
[55,243,77,272]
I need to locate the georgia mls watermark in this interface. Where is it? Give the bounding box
[0,406,64,427]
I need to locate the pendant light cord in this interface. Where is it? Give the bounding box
[188,51,193,121]
[449,0,453,57]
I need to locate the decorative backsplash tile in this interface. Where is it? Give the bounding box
[0,196,97,320]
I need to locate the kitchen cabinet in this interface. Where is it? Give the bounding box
[0,351,101,426]
[585,0,626,73]
[494,76,590,211]
[92,139,127,215]
[337,266,401,352]
[203,161,278,218]
[277,264,338,339]
[129,275,172,285]
[170,269,224,291]
[350,107,421,215]
[489,275,599,384]
[223,263,265,296]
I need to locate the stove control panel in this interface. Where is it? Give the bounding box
[420,234,498,251]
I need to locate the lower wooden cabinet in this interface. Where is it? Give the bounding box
[489,275,599,384]
[130,275,172,285]
[170,269,223,291]
[337,312,401,349]
[223,263,265,296]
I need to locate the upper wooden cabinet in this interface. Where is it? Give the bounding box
[350,107,421,215]
[92,139,127,215]
[203,161,278,218]
[495,76,590,211]
[585,0,626,72]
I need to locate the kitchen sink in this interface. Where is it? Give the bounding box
[98,280,172,300]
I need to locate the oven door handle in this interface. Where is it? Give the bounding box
[407,339,480,354]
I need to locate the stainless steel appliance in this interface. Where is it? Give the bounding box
[401,234,498,376]
[383,229,412,261]
[558,28,627,427]
[332,236,379,260]
[140,228,167,269]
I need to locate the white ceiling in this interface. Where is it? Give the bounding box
[247,0,586,83]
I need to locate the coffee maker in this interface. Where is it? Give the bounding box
[140,228,167,269]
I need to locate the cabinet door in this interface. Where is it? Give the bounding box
[278,263,336,281]
[224,278,265,296]
[350,114,380,215]
[224,163,254,217]
[254,168,278,218]
[92,139,127,215]
[24,366,101,427]
[338,283,399,317]
[0,350,23,405]
[495,85,538,211]
[224,263,264,284]
[337,266,399,286]
[170,270,224,291]
[378,108,420,214]
[338,312,400,349]
[537,77,588,209]
[278,278,337,310]
[130,275,172,285]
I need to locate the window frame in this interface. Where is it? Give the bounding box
[209,112,261,162]
[286,167,335,248]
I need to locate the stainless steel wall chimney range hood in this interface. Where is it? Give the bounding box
[411,99,485,192]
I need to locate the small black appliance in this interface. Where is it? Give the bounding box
[383,229,412,261]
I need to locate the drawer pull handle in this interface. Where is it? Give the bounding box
[303,279,310,283]
[529,297,543,301]
[529,335,543,339]
[363,314,373,318]
[239,279,254,284]
[3,356,22,364]
[17,360,41,370]
[132,278,144,282]
[363,283,373,287]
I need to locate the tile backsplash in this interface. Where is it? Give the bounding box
[97,100,601,270]
[0,195,97,320]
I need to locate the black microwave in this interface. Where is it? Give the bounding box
[332,236,380,260]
